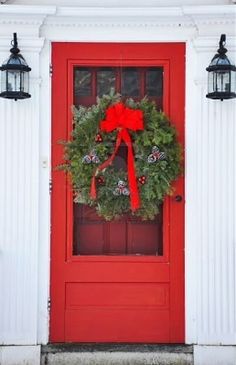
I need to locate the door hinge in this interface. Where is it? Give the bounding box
[47,297,51,312]
[49,178,52,194]
[49,63,52,77]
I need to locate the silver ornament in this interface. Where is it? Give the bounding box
[147,146,165,163]
[113,180,130,196]
[118,180,126,188]
[82,149,100,164]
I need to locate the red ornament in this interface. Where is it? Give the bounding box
[97,176,105,185]
[138,175,147,185]
[95,133,103,143]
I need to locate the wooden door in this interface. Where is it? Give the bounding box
[51,43,185,343]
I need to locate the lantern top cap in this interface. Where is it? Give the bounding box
[0,33,31,72]
[206,34,236,72]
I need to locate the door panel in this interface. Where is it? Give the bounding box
[51,43,185,343]
[65,308,170,342]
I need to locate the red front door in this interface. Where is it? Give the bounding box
[51,43,185,343]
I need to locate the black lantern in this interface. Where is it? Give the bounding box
[0,33,31,101]
[206,34,236,101]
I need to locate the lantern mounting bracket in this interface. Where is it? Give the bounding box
[10,33,20,55]
[218,34,227,56]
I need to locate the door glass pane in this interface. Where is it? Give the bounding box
[73,66,163,256]
[73,205,106,255]
[74,68,92,96]
[97,68,116,96]
[121,68,139,96]
[127,213,163,255]
[73,205,163,256]
[146,67,163,96]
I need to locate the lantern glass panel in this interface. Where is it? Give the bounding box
[1,69,7,93]
[7,70,21,92]
[208,71,214,94]
[231,70,236,94]
[21,71,29,93]
[215,70,230,93]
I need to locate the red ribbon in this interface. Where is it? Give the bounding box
[90,102,144,211]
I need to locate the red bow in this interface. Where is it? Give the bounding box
[90,102,144,211]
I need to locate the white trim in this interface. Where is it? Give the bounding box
[0,4,235,29]
[185,39,199,344]
[0,4,56,14]
[193,37,236,52]
[194,345,236,365]
[182,4,236,15]
[0,346,40,365]
[55,6,183,17]
[0,37,45,53]
[37,39,52,345]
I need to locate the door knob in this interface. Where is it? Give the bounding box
[174,195,183,202]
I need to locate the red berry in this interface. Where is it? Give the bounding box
[95,133,103,143]
[97,176,105,184]
[138,176,146,185]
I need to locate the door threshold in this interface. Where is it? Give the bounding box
[42,343,193,353]
[41,343,193,365]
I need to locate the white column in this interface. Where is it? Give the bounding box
[185,36,236,346]
[0,34,45,346]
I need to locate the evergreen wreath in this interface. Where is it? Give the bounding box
[61,92,182,221]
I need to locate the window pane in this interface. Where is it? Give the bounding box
[121,68,139,96]
[73,205,105,255]
[73,204,163,256]
[127,211,163,255]
[146,67,163,96]
[74,68,92,96]
[97,68,116,96]
[73,66,164,257]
